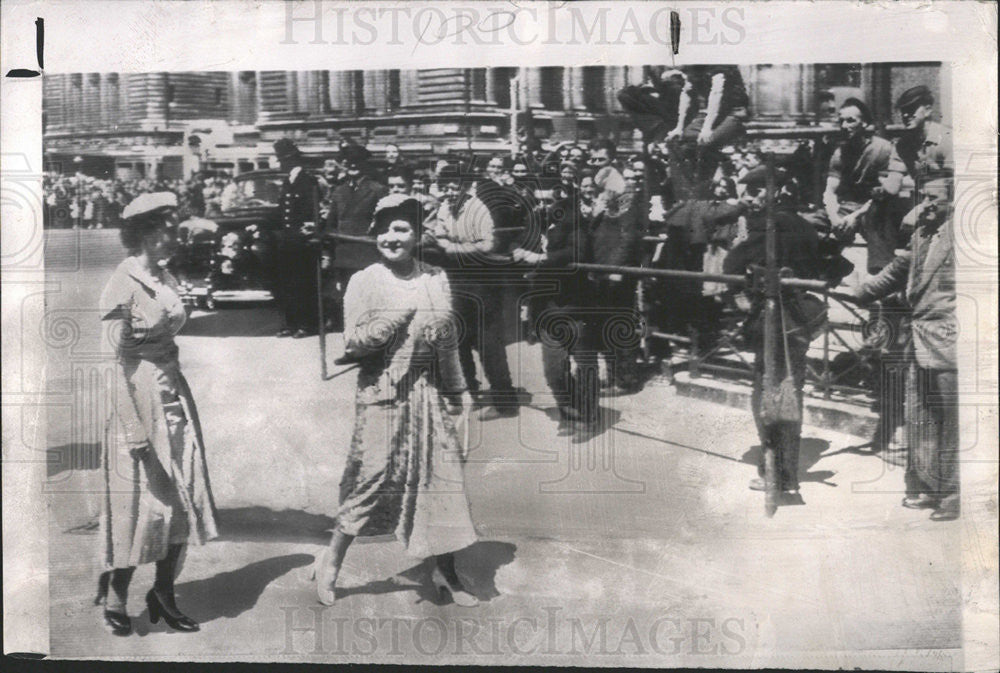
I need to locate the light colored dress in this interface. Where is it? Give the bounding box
[99,257,218,568]
[335,261,477,559]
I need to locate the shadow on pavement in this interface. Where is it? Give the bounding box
[135,553,314,632]
[741,437,836,486]
[217,507,338,544]
[396,540,518,606]
[182,306,283,338]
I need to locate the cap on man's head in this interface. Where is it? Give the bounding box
[273,138,302,161]
[436,163,462,181]
[738,165,789,190]
[121,192,178,220]
[895,85,934,111]
[340,143,371,167]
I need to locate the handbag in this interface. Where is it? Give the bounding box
[760,289,802,426]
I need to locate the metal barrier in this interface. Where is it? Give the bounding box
[325,230,874,406]
[578,259,874,407]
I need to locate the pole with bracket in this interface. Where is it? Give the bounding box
[762,153,780,518]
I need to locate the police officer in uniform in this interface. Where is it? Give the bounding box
[324,143,388,323]
[273,138,321,338]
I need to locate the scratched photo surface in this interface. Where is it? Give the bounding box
[3,1,997,669]
[37,60,962,664]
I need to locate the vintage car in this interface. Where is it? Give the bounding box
[172,169,288,309]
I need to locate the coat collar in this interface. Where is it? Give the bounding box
[123,256,166,294]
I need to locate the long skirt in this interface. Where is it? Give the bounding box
[335,372,478,559]
[100,361,218,569]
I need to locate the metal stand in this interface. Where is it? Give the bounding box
[762,153,780,518]
[315,185,327,380]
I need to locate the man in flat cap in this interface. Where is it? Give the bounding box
[884,85,953,220]
[854,177,959,521]
[324,142,388,326]
[273,138,322,338]
[723,165,829,496]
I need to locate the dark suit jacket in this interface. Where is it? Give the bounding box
[590,193,644,269]
[325,177,388,270]
[723,209,826,345]
[662,199,743,247]
[278,170,321,229]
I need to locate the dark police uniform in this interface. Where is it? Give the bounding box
[274,166,321,335]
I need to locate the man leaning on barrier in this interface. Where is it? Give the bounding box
[723,165,831,495]
[854,177,959,522]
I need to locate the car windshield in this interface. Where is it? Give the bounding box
[222,175,284,211]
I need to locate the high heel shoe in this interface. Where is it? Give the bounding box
[146,589,200,632]
[430,566,479,607]
[315,548,339,606]
[102,608,132,637]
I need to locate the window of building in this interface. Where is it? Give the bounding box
[388,70,401,111]
[815,64,862,90]
[352,71,366,114]
[469,69,487,103]
[540,67,564,111]
[582,67,606,112]
[491,69,513,109]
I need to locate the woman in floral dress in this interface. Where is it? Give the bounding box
[315,195,479,607]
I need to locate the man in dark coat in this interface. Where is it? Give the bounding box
[273,138,322,338]
[324,143,388,318]
[651,178,743,336]
[723,166,828,494]
[514,165,599,433]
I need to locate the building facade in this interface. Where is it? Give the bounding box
[43,63,944,179]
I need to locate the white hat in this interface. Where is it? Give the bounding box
[121,192,178,220]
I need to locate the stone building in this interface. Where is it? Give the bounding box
[43,63,944,179]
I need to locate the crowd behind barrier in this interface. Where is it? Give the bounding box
[45,85,949,418]
[44,129,918,406]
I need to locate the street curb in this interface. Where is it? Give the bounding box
[671,371,877,439]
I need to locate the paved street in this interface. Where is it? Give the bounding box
[40,232,961,667]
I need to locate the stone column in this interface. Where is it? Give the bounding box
[399,70,419,108]
[526,67,544,109]
[145,73,168,127]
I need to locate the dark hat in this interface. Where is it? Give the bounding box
[369,195,423,237]
[339,143,371,167]
[895,85,934,111]
[738,165,789,189]
[436,163,462,181]
[273,138,302,161]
